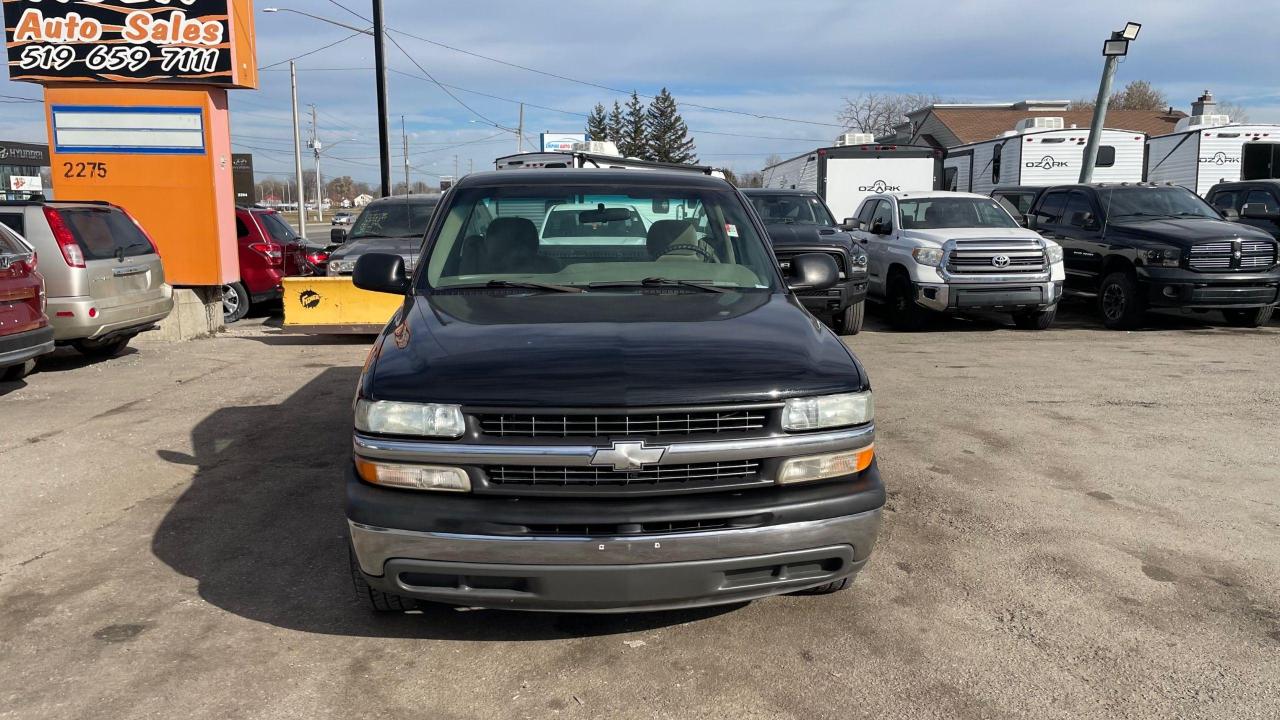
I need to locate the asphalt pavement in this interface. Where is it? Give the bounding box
[1,304,1277,719]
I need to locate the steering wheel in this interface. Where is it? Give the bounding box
[660,243,719,263]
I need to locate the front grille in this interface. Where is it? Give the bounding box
[483,460,768,496]
[1189,240,1277,271]
[945,239,1046,274]
[477,408,771,438]
[775,250,847,276]
[521,515,764,536]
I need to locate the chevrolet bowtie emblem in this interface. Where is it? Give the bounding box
[590,441,666,471]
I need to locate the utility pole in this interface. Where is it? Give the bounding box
[309,104,324,223]
[454,154,459,179]
[468,158,473,175]
[517,102,524,152]
[1081,22,1142,183]
[401,115,410,195]
[372,0,392,197]
[290,60,307,237]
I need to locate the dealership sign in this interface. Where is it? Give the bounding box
[3,0,248,85]
[540,132,587,153]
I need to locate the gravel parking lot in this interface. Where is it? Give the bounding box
[1,305,1277,720]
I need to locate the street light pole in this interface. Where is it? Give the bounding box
[310,104,324,223]
[1080,22,1142,183]
[290,60,307,238]
[372,0,392,197]
[402,115,410,194]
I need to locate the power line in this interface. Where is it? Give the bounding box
[383,31,500,128]
[259,30,366,71]
[385,27,846,129]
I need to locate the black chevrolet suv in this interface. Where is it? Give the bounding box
[741,189,868,334]
[344,169,883,613]
[1027,183,1279,328]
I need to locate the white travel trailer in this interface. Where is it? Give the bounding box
[943,117,1146,195]
[762,142,943,222]
[494,141,723,176]
[1146,115,1280,195]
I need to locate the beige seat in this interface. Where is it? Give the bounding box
[645,220,719,263]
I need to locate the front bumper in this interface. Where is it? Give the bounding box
[797,277,867,315]
[1137,267,1280,309]
[0,325,54,368]
[915,279,1062,312]
[347,433,885,611]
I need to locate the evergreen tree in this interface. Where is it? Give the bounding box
[606,101,624,145]
[646,88,696,164]
[619,91,650,159]
[586,103,609,141]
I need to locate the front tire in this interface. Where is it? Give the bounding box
[790,576,852,596]
[72,336,130,358]
[1221,306,1274,327]
[886,275,929,331]
[1012,305,1057,330]
[221,281,250,324]
[833,300,865,335]
[1098,271,1146,330]
[349,546,418,612]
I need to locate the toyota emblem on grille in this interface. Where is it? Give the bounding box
[591,441,666,471]
[991,254,1011,268]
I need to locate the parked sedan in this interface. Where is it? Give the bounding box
[0,222,53,380]
[326,195,440,276]
[223,207,313,323]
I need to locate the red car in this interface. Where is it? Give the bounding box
[223,207,312,323]
[0,222,53,381]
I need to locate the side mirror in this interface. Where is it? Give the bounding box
[330,226,348,244]
[840,217,859,231]
[352,252,408,295]
[786,252,839,293]
[1025,214,1039,230]
[1241,203,1278,220]
[1219,207,1240,221]
[871,219,893,235]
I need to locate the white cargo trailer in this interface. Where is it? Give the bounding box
[943,117,1146,194]
[762,143,942,222]
[1146,115,1280,195]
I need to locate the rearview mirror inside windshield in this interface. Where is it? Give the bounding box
[579,207,632,224]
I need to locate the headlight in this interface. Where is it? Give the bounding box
[778,445,875,484]
[1144,247,1182,267]
[327,258,356,275]
[1044,241,1063,264]
[911,247,944,267]
[849,252,869,274]
[355,399,465,438]
[355,457,470,492]
[782,391,873,431]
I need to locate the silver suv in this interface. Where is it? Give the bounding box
[0,200,172,357]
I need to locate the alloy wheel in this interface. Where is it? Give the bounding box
[1102,283,1126,321]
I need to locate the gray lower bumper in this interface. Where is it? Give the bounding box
[916,280,1061,312]
[350,508,882,612]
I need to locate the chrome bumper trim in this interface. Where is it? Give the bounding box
[349,508,883,575]
[353,423,874,466]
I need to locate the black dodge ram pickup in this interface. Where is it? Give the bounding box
[1028,183,1279,328]
[741,188,869,334]
[346,169,883,612]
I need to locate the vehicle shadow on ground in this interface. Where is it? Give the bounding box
[150,367,740,640]
[31,345,141,374]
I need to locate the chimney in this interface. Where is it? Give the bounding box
[1191,90,1216,117]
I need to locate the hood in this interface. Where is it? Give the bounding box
[330,236,423,261]
[1106,218,1274,247]
[764,224,855,251]
[365,291,867,407]
[901,227,1045,244]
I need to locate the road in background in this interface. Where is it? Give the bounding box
[1,311,1276,719]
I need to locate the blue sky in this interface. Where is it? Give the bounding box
[3,0,1279,184]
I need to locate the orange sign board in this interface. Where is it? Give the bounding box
[44,84,239,285]
[4,0,257,88]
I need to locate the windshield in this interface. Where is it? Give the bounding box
[424,186,778,291]
[1097,187,1220,220]
[898,197,1018,229]
[349,199,439,240]
[748,194,835,226]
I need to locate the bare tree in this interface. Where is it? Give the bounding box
[735,170,764,188]
[837,92,940,137]
[1068,80,1168,112]
[763,153,784,168]
[1218,100,1250,123]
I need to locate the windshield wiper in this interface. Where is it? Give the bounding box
[445,279,583,293]
[588,277,729,293]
